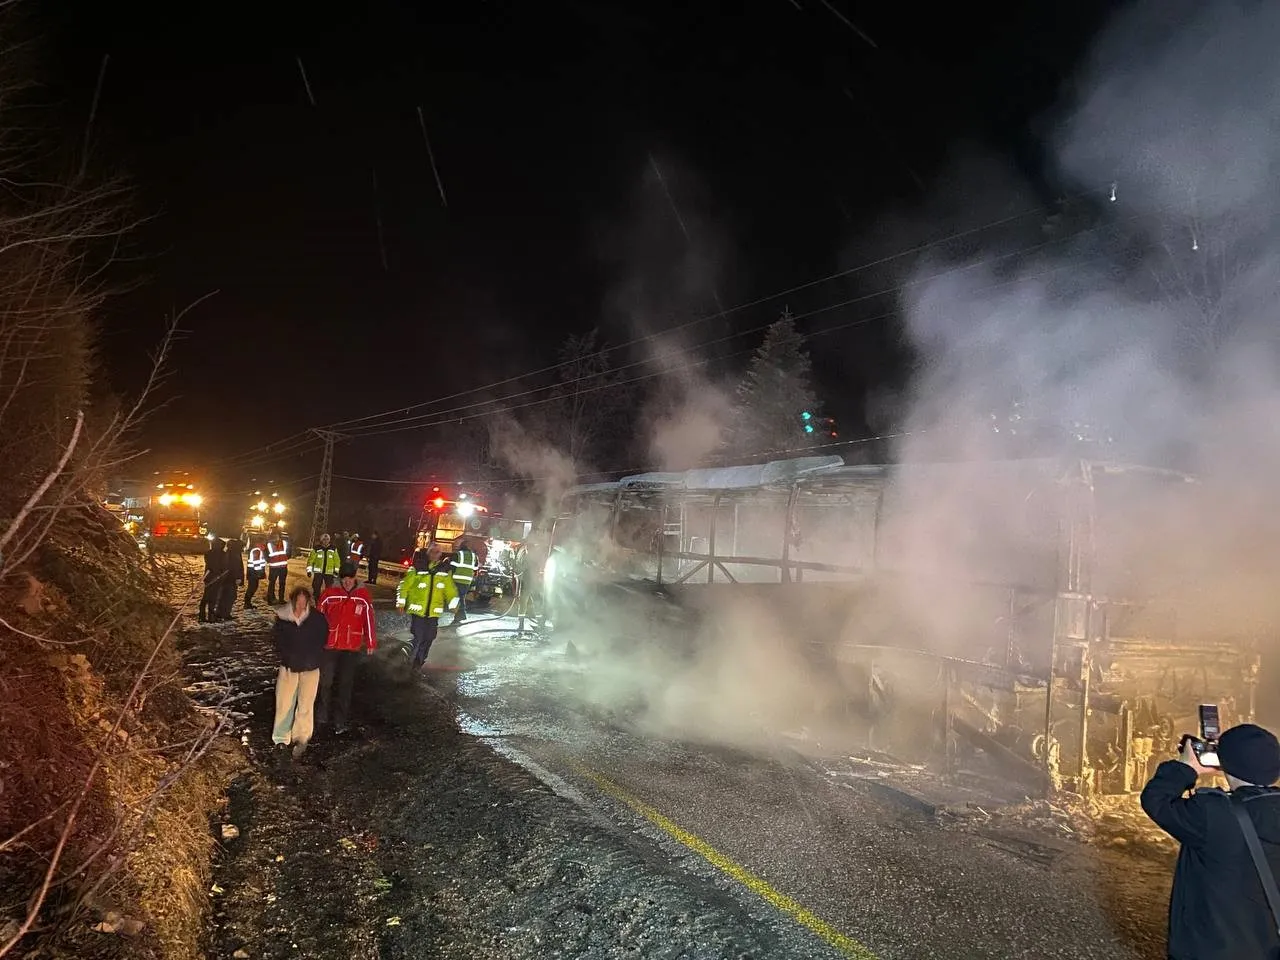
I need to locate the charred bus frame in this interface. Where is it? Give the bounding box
[552,456,1260,797]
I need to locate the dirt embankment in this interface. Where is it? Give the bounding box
[0,524,238,960]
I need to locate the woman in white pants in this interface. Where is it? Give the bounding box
[271,586,329,759]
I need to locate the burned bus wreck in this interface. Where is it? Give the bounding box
[548,456,1261,797]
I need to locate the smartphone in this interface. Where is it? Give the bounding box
[1200,704,1221,742]
[1198,704,1221,768]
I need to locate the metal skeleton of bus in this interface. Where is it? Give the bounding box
[549,456,1261,797]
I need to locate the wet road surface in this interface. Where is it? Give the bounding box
[425,610,1175,960]
[182,559,1175,960]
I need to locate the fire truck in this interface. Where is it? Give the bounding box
[140,474,208,555]
[414,486,532,604]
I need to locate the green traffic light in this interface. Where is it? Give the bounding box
[801,411,812,420]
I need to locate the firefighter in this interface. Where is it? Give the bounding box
[244,538,268,608]
[306,533,341,598]
[395,541,458,672]
[450,536,478,624]
[265,529,290,605]
[348,533,365,573]
[316,563,377,734]
[218,537,244,619]
[198,537,226,623]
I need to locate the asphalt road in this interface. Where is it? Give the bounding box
[413,608,1175,960]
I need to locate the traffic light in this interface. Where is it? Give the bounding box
[801,410,814,434]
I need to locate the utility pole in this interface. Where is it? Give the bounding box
[309,429,345,549]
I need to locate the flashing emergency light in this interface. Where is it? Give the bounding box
[273,502,286,514]
[457,502,475,518]
[185,493,203,507]
[158,493,175,506]
[433,497,445,509]
[250,515,265,529]
[256,500,268,512]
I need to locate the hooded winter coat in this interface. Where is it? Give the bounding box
[272,604,330,672]
[1142,759,1280,959]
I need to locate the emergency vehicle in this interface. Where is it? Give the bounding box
[242,491,288,544]
[413,486,531,605]
[141,474,208,554]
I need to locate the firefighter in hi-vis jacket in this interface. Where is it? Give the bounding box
[307,533,342,598]
[244,539,268,608]
[265,530,290,604]
[395,541,459,672]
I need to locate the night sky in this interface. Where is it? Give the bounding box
[48,0,1124,490]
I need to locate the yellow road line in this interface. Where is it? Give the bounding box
[574,765,879,960]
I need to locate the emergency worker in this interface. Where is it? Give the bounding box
[218,537,244,619]
[395,541,458,671]
[316,563,377,734]
[306,533,341,598]
[244,538,268,608]
[450,536,478,624]
[198,537,226,623]
[265,529,290,605]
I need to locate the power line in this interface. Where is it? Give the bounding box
[215,185,1126,470]
[315,195,1089,435]
[334,250,1098,440]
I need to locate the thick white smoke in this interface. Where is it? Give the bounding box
[886,0,1280,676]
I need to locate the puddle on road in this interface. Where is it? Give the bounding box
[456,709,507,738]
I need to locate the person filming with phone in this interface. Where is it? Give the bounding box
[1141,706,1280,960]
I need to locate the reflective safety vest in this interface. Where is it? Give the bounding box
[246,545,267,574]
[307,546,341,576]
[266,539,289,567]
[451,548,478,587]
[348,538,364,566]
[396,561,459,618]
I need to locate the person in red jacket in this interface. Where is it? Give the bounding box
[315,562,377,735]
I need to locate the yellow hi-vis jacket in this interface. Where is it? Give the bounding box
[306,546,342,576]
[451,548,478,588]
[396,560,459,618]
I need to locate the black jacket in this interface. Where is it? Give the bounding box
[1141,759,1280,960]
[272,608,330,672]
[224,543,244,585]
[367,535,382,562]
[202,546,225,584]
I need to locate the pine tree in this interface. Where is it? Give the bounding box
[728,309,820,458]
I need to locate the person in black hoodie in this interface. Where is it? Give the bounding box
[197,537,226,623]
[217,537,244,620]
[270,585,329,760]
[366,530,383,585]
[1141,722,1280,960]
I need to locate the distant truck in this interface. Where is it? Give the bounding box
[141,475,208,555]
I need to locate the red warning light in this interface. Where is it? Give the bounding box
[433,497,445,509]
